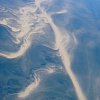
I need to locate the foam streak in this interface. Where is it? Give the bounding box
[18,75,40,99]
[35,0,87,100]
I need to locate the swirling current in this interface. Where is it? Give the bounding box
[0,0,100,100]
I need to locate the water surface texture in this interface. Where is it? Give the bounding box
[0,0,100,100]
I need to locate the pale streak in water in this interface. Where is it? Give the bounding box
[18,75,40,99]
[0,8,30,58]
[0,3,53,99]
[0,0,87,100]
[0,5,45,59]
[17,67,55,99]
[35,0,87,100]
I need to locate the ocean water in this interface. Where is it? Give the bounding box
[0,0,100,100]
